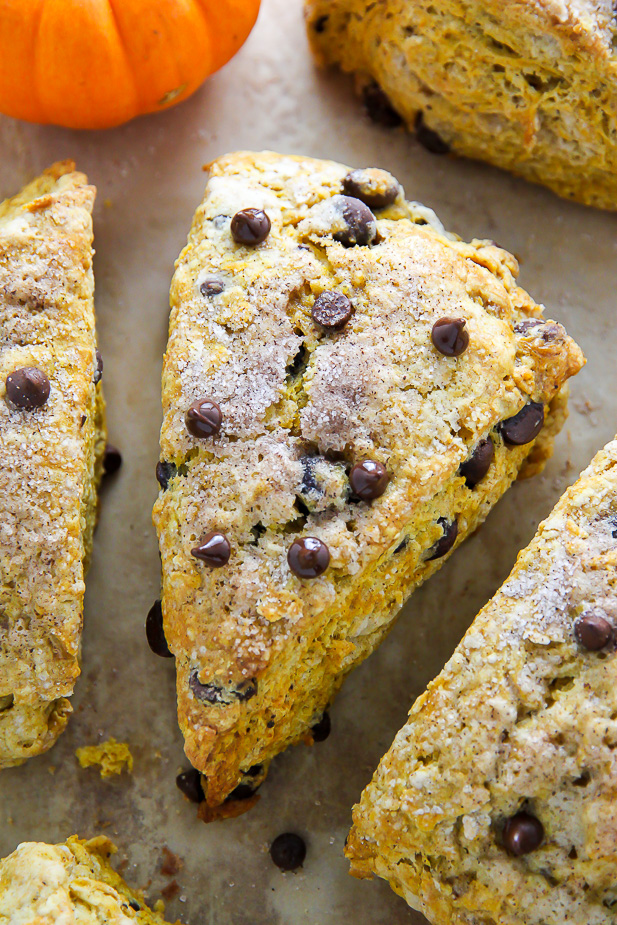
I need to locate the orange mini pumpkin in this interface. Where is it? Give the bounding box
[0,0,261,129]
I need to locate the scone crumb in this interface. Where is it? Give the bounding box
[76,738,134,778]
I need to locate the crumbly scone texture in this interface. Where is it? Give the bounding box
[347,435,617,925]
[305,0,617,210]
[0,836,175,924]
[153,150,584,807]
[0,162,106,769]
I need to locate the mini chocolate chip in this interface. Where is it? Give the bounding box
[349,459,389,501]
[500,402,544,446]
[427,518,458,560]
[228,782,258,801]
[342,168,400,210]
[288,537,330,578]
[431,317,470,357]
[94,350,103,384]
[80,414,87,428]
[191,531,231,567]
[611,518,617,539]
[459,438,494,488]
[146,600,173,658]
[103,444,122,476]
[267,718,275,728]
[128,900,141,912]
[362,82,403,127]
[314,14,328,32]
[176,768,205,804]
[415,113,450,154]
[311,711,331,742]
[5,366,50,410]
[156,460,176,490]
[231,208,271,245]
[502,812,544,856]
[312,291,353,330]
[200,277,225,297]
[185,398,222,438]
[270,833,306,871]
[333,196,377,247]
[574,611,614,651]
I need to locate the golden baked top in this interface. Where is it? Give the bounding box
[0,836,175,924]
[347,435,617,925]
[154,150,583,804]
[0,162,98,709]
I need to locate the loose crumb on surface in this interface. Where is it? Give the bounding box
[75,738,134,778]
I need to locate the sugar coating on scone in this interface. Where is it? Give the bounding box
[0,836,174,924]
[0,162,106,768]
[153,150,584,808]
[306,0,617,210]
[347,436,617,925]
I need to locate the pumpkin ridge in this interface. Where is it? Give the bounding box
[106,0,144,110]
[30,0,47,121]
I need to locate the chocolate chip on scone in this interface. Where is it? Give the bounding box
[153,150,584,812]
[0,163,106,770]
[347,435,617,925]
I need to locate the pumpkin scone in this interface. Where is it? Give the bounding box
[0,162,106,768]
[305,0,617,210]
[0,836,176,923]
[347,434,617,925]
[152,150,584,812]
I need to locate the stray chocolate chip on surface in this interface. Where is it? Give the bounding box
[146,600,173,658]
[103,444,122,476]
[270,833,307,871]
[500,402,545,445]
[312,291,353,330]
[5,366,50,410]
[311,711,331,742]
[431,317,469,357]
[176,767,205,803]
[231,208,271,245]
[288,537,330,578]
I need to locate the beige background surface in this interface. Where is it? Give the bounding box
[0,1,615,922]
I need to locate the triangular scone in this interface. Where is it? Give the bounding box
[0,163,106,768]
[0,836,173,923]
[153,150,584,809]
[347,435,617,925]
[306,0,617,210]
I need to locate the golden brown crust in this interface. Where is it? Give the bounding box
[0,836,177,923]
[347,435,617,925]
[153,150,584,807]
[0,163,106,768]
[305,0,617,210]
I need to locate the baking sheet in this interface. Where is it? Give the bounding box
[0,1,615,921]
